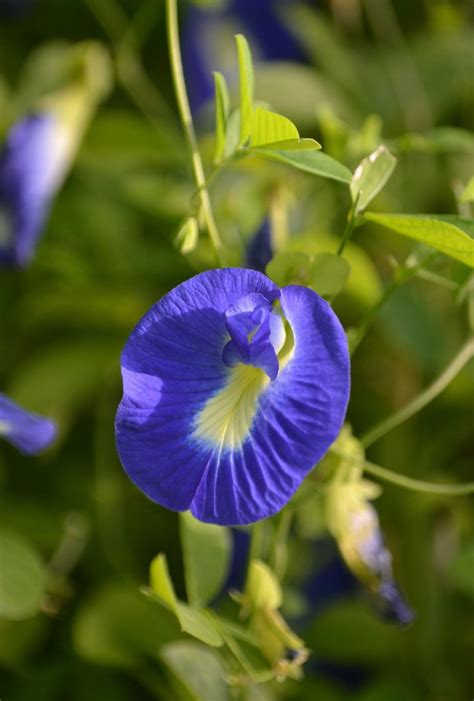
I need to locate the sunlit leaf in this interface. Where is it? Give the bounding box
[0,531,47,620]
[179,512,231,608]
[364,213,474,267]
[250,148,351,183]
[250,107,299,146]
[351,145,397,213]
[236,34,254,144]
[213,71,230,163]
[254,138,320,151]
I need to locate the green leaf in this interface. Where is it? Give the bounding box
[148,554,224,647]
[213,71,230,163]
[364,213,474,268]
[180,512,231,608]
[161,641,232,701]
[235,34,254,144]
[351,145,397,213]
[250,148,352,184]
[428,214,474,239]
[175,218,199,255]
[284,233,382,308]
[250,106,299,146]
[73,585,179,668]
[150,553,178,611]
[460,177,474,204]
[0,531,47,620]
[267,251,350,296]
[254,138,320,151]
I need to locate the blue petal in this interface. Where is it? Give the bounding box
[0,113,63,266]
[116,269,350,525]
[0,393,57,455]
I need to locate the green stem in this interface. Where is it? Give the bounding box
[166,0,222,260]
[330,447,474,496]
[337,200,358,256]
[362,459,474,496]
[361,337,474,448]
[270,509,293,580]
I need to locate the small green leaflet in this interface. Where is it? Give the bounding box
[213,71,230,163]
[148,553,224,647]
[250,148,352,184]
[179,511,231,608]
[235,34,254,144]
[351,145,397,213]
[364,213,474,268]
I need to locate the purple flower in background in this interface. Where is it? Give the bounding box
[246,217,274,273]
[115,268,350,525]
[182,0,306,112]
[0,394,57,455]
[0,113,72,267]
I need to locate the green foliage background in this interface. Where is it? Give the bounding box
[0,0,473,699]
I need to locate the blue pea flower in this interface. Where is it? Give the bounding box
[0,393,57,455]
[0,112,72,267]
[115,268,350,526]
[246,217,274,273]
[182,0,306,113]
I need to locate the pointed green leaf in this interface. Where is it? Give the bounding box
[150,553,178,611]
[180,512,231,608]
[426,215,474,239]
[364,213,474,268]
[351,145,397,213]
[460,177,474,204]
[175,217,199,254]
[250,106,299,146]
[235,34,254,144]
[213,71,230,163]
[0,530,47,620]
[250,147,352,184]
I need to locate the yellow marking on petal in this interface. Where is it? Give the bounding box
[194,364,269,450]
[194,317,295,450]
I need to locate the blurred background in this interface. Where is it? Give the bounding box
[0,0,473,699]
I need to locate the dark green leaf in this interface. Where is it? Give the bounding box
[364,213,474,267]
[250,148,352,184]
